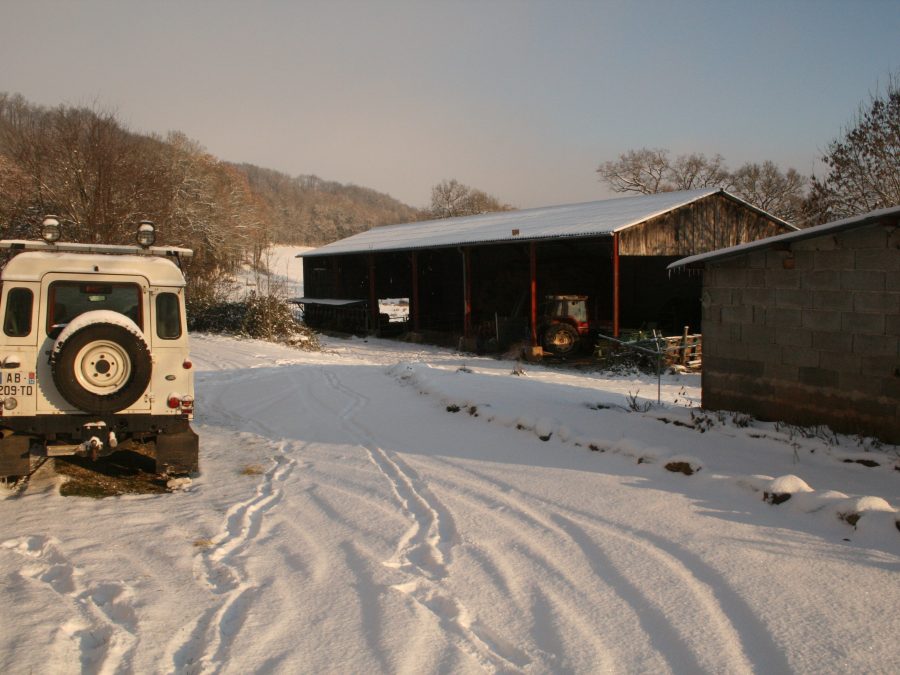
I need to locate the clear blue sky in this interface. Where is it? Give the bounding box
[2,0,898,209]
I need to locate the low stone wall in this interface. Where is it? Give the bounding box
[701,221,900,442]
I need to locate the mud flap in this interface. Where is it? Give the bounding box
[154,423,199,475]
[0,433,32,478]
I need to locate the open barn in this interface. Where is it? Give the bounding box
[299,188,793,354]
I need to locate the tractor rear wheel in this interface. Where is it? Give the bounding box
[542,323,580,356]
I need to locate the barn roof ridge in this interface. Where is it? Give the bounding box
[669,204,900,269]
[300,188,787,258]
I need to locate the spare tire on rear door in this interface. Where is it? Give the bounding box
[50,310,152,414]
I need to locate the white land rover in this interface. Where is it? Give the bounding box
[0,217,198,480]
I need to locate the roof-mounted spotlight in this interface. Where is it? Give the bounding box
[41,216,61,243]
[136,220,156,248]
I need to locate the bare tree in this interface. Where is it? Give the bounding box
[806,75,900,224]
[732,161,806,223]
[597,147,806,222]
[596,148,670,194]
[430,179,513,218]
[669,153,730,190]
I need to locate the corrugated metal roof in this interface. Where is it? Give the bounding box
[301,188,755,257]
[668,204,900,269]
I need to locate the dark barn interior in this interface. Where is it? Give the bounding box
[300,190,793,353]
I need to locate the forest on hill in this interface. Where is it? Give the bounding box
[232,163,423,245]
[0,93,427,304]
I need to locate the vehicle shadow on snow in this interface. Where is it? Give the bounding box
[53,449,169,498]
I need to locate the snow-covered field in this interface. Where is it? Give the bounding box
[1,248,899,674]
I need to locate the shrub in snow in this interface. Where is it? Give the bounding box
[189,292,320,350]
[764,474,814,505]
[664,456,703,476]
[836,496,897,528]
[625,390,652,413]
[535,417,555,442]
[241,293,305,341]
[188,299,247,333]
[515,416,535,431]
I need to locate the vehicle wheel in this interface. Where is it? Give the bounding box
[542,323,580,355]
[51,321,152,414]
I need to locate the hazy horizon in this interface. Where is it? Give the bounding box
[2,0,898,210]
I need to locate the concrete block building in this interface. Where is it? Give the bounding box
[671,206,900,443]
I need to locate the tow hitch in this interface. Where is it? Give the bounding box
[45,422,118,460]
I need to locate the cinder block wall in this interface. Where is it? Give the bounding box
[701,222,900,442]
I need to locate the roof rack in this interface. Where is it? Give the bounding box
[0,240,194,258]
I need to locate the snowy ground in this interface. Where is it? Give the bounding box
[1,247,898,674]
[233,246,312,300]
[1,332,898,674]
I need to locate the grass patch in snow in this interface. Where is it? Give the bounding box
[239,463,265,476]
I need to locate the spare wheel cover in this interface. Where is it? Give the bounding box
[51,319,152,414]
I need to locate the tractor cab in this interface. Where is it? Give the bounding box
[539,294,590,356]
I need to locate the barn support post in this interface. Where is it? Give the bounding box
[612,232,620,338]
[332,256,342,296]
[411,251,420,332]
[367,253,378,332]
[462,247,473,339]
[530,241,538,347]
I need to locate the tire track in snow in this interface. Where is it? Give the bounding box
[320,367,534,673]
[1,535,139,675]
[426,456,786,673]
[168,442,297,675]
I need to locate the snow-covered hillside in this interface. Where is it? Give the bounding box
[1,248,898,673]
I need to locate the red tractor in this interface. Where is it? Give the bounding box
[539,295,590,356]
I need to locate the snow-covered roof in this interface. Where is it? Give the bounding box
[1,251,187,286]
[668,204,900,269]
[301,188,787,257]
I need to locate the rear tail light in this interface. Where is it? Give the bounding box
[167,394,194,416]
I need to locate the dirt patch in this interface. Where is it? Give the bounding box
[54,450,169,498]
[843,458,880,468]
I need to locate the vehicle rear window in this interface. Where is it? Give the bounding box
[48,281,142,334]
[156,292,182,339]
[4,287,34,337]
